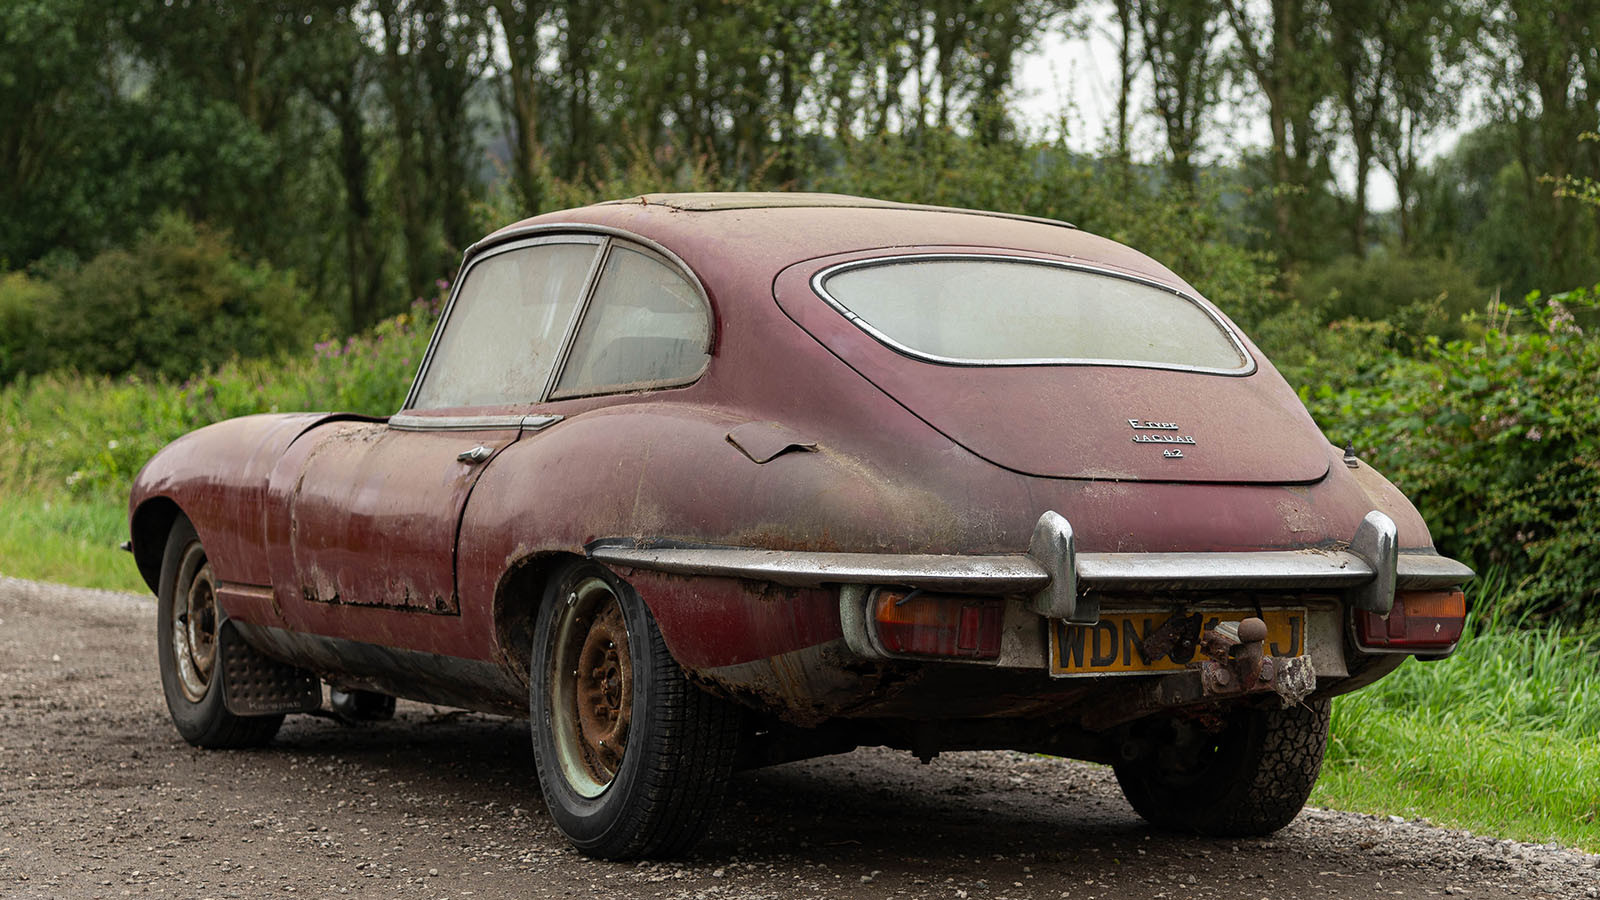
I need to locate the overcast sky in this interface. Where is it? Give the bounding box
[1011,20,1424,210]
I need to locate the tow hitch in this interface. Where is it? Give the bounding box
[1084,616,1316,729]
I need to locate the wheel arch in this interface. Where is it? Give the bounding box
[130,496,184,593]
[492,550,588,684]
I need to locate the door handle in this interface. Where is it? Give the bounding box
[457,445,493,463]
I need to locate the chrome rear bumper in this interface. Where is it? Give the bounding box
[587,509,1474,625]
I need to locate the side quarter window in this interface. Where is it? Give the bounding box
[551,246,711,399]
[410,240,599,409]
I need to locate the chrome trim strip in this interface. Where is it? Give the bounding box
[1395,553,1476,589]
[809,254,1257,377]
[587,545,1052,593]
[592,544,1382,594]
[389,414,548,432]
[520,414,564,432]
[1073,551,1375,589]
[541,236,614,401]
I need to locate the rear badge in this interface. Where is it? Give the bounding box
[1128,418,1195,458]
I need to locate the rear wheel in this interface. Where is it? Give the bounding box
[156,515,284,748]
[1112,698,1331,837]
[528,561,739,859]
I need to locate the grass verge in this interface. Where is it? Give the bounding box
[0,492,145,593]
[1313,576,1600,852]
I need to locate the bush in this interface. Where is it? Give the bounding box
[1294,251,1489,349]
[0,271,58,382]
[12,212,330,383]
[1303,286,1600,625]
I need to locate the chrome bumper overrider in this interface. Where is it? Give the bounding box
[587,509,1474,625]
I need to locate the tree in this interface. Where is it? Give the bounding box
[1479,0,1600,288]
[491,0,553,214]
[295,5,390,330]
[1136,0,1226,189]
[0,0,129,264]
[374,0,492,303]
[1221,0,1337,267]
[1376,0,1473,250]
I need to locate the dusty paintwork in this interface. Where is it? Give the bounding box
[129,193,1470,736]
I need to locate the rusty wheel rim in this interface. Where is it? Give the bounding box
[550,575,632,798]
[171,544,218,703]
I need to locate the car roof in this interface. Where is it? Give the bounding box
[476,192,1194,296]
[593,192,1076,230]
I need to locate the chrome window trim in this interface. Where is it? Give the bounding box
[402,233,608,411]
[403,225,716,412]
[388,413,564,432]
[809,253,1258,377]
[462,223,714,313]
[547,241,714,400]
[542,236,614,401]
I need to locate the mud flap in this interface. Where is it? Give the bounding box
[218,620,322,716]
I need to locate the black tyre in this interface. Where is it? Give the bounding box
[156,515,284,748]
[529,561,739,860]
[1113,698,1331,837]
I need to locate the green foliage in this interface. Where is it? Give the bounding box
[0,288,441,508]
[1301,287,1600,624]
[0,493,140,593]
[1292,250,1488,347]
[5,213,330,383]
[1317,582,1600,850]
[0,271,58,382]
[1416,124,1600,297]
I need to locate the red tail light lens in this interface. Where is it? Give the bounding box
[1356,589,1467,651]
[872,589,1003,660]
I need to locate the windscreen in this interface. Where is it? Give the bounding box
[817,257,1250,372]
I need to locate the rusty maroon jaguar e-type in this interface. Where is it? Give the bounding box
[129,193,1473,858]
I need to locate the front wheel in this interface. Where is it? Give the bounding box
[528,561,739,859]
[155,515,284,748]
[1112,698,1331,837]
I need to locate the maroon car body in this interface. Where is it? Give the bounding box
[130,193,1472,858]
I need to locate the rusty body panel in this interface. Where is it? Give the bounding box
[128,413,380,587]
[129,194,1468,729]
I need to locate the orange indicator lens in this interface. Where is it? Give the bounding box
[872,589,1003,660]
[1356,589,1467,651]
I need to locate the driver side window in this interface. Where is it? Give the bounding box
[410,240,599,409]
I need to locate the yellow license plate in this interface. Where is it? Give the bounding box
[1049,609,1306,677]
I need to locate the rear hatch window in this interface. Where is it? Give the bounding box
[818,257,1251,373]
[777,251,1329,485]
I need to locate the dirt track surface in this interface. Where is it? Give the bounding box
[2,576,1596,900]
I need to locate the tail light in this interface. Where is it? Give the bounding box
[870,588,1004,660]
[1355,588,1466,651]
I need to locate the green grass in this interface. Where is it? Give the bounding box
[1313,575,1600,852]
[0,491,145,592]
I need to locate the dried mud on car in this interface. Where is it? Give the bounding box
[3,577,1597,899]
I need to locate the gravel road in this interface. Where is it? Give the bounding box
[1,575,1595,900]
